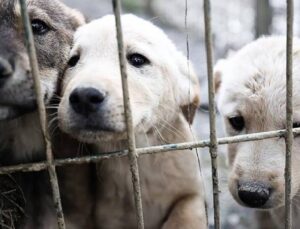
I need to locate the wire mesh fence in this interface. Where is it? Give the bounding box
[1,0,295,228]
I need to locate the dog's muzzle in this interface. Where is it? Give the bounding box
[237,181,271,208]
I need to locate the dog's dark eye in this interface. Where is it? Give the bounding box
[127,53,150,68]
[31,19,50,35]
[293,122,300,128]
[228,116,245,131]
[68,55,80,67]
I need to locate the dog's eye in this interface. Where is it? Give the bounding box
[31,19,50,35]
[127,53,150,68]
[228,116,245,131]
[293,122,300,128]
[68,55,80,67]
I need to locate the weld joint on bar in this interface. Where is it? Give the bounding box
[204,0,220,228]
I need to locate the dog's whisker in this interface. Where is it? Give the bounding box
[49,125,59,139]
[145,114,186,141]
[48,116,58,128]
[48,116,59,138]
[153,125,169,144]
[156,117,186,139]
[47,112,58,118]
[46,106,59,109]
[52,94,62,99]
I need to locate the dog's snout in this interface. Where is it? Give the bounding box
[238,181,271,208]
[0,57,13,86]
[69,87,105,115]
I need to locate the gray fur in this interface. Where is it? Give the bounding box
[0,1,84,228]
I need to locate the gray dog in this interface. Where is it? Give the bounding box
[0,0,84,163]
[0,1,85,228]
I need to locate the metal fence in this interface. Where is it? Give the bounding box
[0,0,296,228]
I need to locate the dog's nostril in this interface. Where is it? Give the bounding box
[237,181,271,208]
[0,57,13,85]
[69,92,80,104]
[69,87,105,116]
[90,95,103,104]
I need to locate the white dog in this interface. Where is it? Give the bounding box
[215,36,300,228]
[58,14,207,229]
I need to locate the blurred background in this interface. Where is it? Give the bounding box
[61,0,297,228]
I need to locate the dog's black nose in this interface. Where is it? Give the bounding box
[0,57,13,86]
[238,181,271,208]
[69,87,105,116]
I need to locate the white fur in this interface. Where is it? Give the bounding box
[58,14,206,229]
[215,36,300,228]
[59,14,199,142]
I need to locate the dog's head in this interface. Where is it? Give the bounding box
[0,0,84,120]
[58,14,200,143]
[215,36,300,209]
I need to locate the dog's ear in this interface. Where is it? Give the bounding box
[67,9,86,30]
[174,53,200,124]
[214,59,227,95]
[59,2,86,30]
[70,9,86,28]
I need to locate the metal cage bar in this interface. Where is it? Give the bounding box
[285,0,294,228]
[1,128,300,175]
[112,1,145,228]
[18,1,66,228]
[203,0,220,228]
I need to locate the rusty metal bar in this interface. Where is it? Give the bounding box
[285,0,294,228]
[1,128,300,175]
[18,1,66,228]
[203,0,220,228]
[112,1,145,229]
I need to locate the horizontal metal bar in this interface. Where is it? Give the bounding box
[0,128,299,175]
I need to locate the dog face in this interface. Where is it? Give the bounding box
[215,36,300,209]
[0,0,84,120]
[58,14,200,143]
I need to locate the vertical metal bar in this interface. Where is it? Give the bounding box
[18,1,66,228]
[203,0,220,228]
[185,0,209,225]
[112,1,145,229]
[285,0,294,228]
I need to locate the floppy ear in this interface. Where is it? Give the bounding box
[214,59,227,95]
[174,53,200,124]
[69,9,86,28]
[58,2,86,30]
